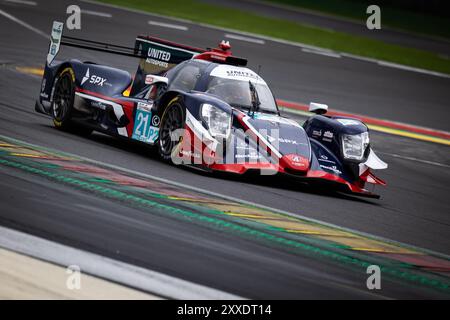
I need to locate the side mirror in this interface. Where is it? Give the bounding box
[145,75,169,86]
[309,102,328,115]
[145,75,169,100]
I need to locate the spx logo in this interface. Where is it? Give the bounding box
[81,69,108,86]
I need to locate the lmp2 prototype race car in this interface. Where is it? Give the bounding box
[35,21,387,198]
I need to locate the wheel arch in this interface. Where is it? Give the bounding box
[157,90,185,117]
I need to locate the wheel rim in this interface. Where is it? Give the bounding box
[53,74,73,121]
[160,103,184,155]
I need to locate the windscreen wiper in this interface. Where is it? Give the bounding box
[248,80,261,117]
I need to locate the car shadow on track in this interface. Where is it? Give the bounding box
[50,126,380,205]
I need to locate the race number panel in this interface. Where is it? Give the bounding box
[132,102,159,143]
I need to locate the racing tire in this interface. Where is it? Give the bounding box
[158,97,186,162]
[51,67,93,136]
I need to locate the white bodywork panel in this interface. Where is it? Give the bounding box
[359,149,388,175]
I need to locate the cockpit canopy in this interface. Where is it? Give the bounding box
[166,60,278,113]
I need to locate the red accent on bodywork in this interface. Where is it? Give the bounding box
[194,41,234,63]
[280,154,309,172]
[172,108,380,196]
[307,170,375,195]
[209,163,278,174]
[360,169,387,186]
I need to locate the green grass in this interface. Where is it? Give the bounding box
[266,0,450,40]
[99,0,450,75]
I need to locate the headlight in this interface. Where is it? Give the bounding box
[201,103,231,139]
[341,132,369,161]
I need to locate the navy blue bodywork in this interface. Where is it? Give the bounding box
[35,33,386,198]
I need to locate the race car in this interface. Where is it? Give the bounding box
[35,21,387,198]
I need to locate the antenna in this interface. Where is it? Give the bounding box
[255,64,263,84]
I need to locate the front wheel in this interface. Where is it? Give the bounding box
[158,97,186,162]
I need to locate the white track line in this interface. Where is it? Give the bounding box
[377,60,449,78]
[0,226,244,300]
[81,9,112,18]
[2,134,449,261]
[302,48,341,58]
[225,33,265,44]
[81,0,450,79]
[148,20,188,31]
[380,152,450,169]
[0,8,48,39]
[4,0,36,6]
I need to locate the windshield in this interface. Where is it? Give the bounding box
[205,76,278,113]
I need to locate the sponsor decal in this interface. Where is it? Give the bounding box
[320,164,342,174]
[181,150,201,159]
[210,65,267,85]
[147,48,171,61]
[235,153,261,160]
[226,69,257,79]
[50,77,58,102]
[53,24,63,35]
[211,54,226,61]
[132,104,159,144]
[235,139,249,150]
[137,101,153,112]
[81,68,109,87]
[145,75,154,84]
[81,69,89,86]
[322,130,334,142]
[90,101,107,110]
[47,21,64,65]
[146,58,169,68]
[337,119,361,126]
[318,154,336,164]
[151,115,160,127]
[145,74,168,85]
[283,154,309,169]
[41,78,47,92]
[312,130,322,137]
[50,44,57,55]
[279,138,306,145]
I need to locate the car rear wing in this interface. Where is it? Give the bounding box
[46,21,147,66]
[46,20,247,94]
[46,21,205,93]
[130,36,206,95]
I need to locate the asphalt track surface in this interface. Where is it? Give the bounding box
[0,0,449,298]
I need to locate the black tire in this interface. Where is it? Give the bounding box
[158,97,186,162]
[51,67,92,136]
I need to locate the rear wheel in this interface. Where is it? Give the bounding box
[158,97,186,162]
[51,67,92,135]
